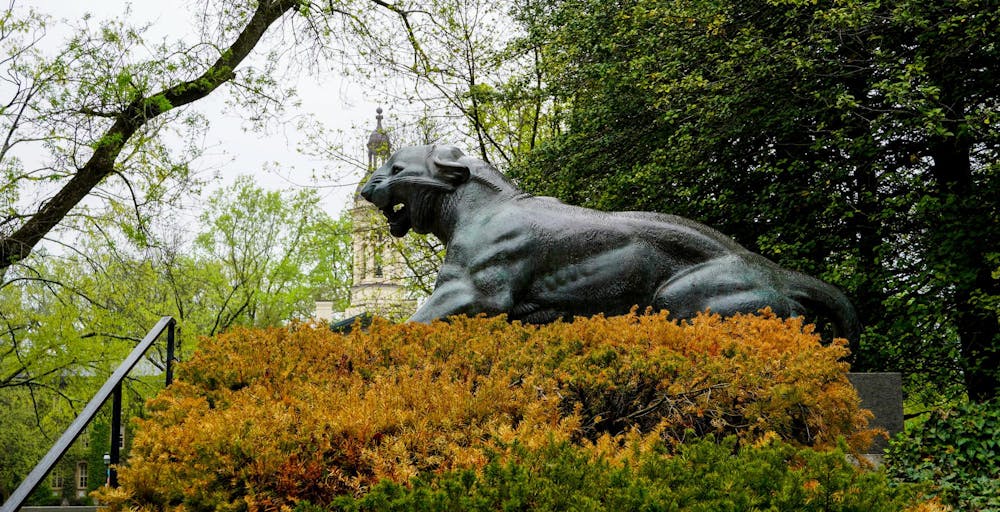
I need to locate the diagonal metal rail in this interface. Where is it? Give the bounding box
[1,316,176,512]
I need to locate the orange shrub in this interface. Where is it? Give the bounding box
[100,311,874,511]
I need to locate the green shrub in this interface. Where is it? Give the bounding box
[886,399,1000,511]
[25,481,60,506]
[326,436,927,512]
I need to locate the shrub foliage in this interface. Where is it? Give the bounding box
[887,399,1000,510]
[101,312,880,510]
[326,437,933,512]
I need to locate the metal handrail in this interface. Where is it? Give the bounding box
[1,316,176,512]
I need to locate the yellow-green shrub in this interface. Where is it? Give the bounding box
[327,437,939,512]
[100,311,875,511]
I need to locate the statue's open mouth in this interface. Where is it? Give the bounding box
[382,202,411,237]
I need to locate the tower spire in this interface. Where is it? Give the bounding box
[339,107,415,325]
[366,107,391,171]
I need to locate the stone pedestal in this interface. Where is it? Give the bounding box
[847,372,904,454]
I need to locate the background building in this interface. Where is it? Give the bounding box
[320,108,416,326]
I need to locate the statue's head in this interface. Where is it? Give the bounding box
[360,144,471,237]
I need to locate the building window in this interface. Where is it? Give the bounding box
[373,236,385,278]
[120,425,126,449]
[359,243,368,279]
[51,472,64,491]
[76,461,88,489]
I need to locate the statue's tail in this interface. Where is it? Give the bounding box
[783,271,861,343]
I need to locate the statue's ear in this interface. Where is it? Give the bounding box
[430,145,470,185]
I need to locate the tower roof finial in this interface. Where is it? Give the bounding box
[366,106,392,172]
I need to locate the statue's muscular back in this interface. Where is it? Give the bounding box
[441,195,793,325]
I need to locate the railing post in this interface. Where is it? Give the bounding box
[166,319,176,386]
[109,382,122,488]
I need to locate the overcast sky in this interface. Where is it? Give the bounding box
[30,0,389,219]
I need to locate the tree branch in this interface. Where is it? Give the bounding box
[0,0,300,273]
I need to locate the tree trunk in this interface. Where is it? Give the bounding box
[929,133,1000,402]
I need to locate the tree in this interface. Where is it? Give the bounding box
[0,389,52,501]
[347,0,562,168]
[194,176,352,332]
[513,0,999,401]
[0,0,361,279]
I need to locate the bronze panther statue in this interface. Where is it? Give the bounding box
[360,144,860,340]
